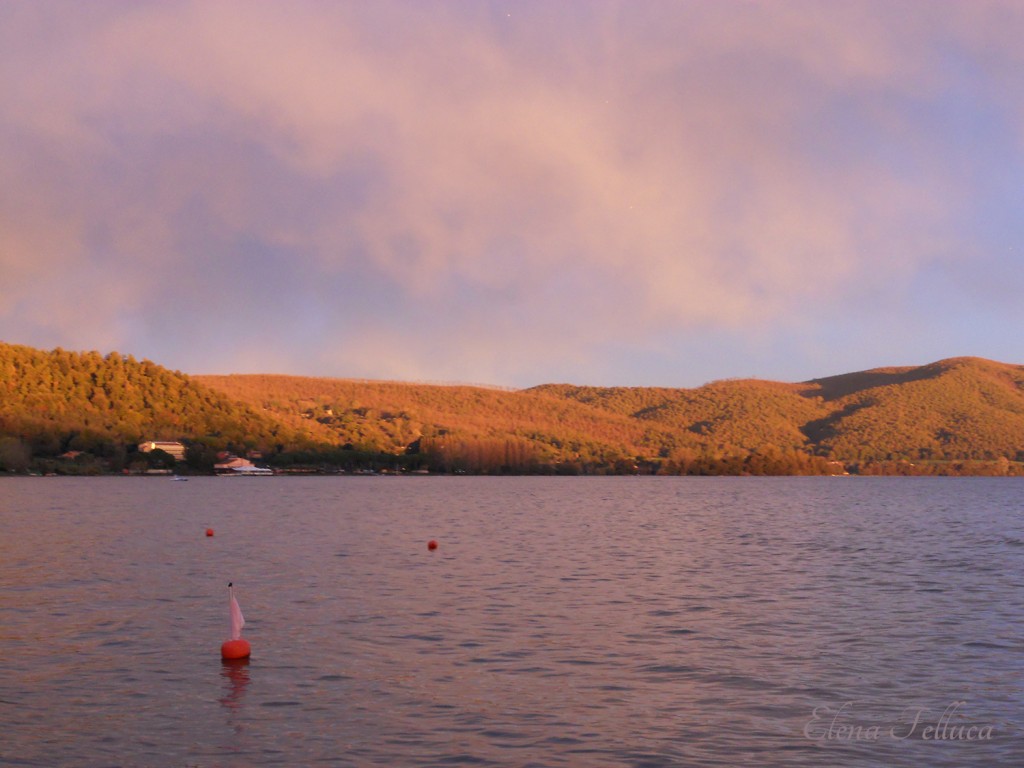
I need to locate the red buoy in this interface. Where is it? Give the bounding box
[221,583,250,659]
[427,539,438,551]
[221,638,251,660]
[206,528,215,537]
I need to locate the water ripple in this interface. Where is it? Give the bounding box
[2,477,1024,767]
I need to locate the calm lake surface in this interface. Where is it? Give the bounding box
[2,476,1023,767]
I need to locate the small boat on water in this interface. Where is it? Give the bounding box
[173,475,189,482]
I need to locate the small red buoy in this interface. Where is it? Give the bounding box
[206,528,215,537]
[221,638,251,660]
[221,583,250,660]
[427,539,438,551]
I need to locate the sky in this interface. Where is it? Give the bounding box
[2,1,1024,388]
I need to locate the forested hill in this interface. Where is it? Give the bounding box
[0,343,318,471]
[197,356,1024,474]
[530,357,1024,469]
[2,341,1024,474]
[800,357,1024,462]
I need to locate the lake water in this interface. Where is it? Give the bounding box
[1,476,1023,767]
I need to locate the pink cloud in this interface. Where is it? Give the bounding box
[1,1,1021,382]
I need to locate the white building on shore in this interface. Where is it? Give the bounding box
[138,441,186,461]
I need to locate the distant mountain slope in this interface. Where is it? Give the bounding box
[199,357,1024,467]
[801,357,1024,461]
[532,379,828,455]
[195,374,667,465]
[3,342,1023,473]
[536,357,1024,463]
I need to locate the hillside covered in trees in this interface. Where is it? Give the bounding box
[2,342,1023,475]
[0,343,319,474]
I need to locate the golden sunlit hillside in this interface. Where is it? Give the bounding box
[800,357,1024,463]
[198,356,1024,474]
[0,343,320,473]
[2,342,1024,474]
[194,374,668,473]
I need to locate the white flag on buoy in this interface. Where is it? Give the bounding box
[229,584,245,640]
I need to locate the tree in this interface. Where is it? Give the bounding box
[143,448,178,470]
[186,442,219,472]
[0,436,31,472]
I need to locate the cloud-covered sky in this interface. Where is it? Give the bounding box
[2,1,1023,387]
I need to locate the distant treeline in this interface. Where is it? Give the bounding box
[2,342,1024,475]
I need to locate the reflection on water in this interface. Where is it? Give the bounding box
[220,658,250,712]
[1,476,1024,767]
